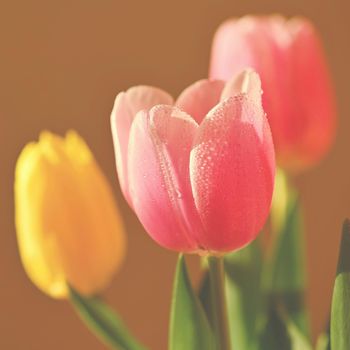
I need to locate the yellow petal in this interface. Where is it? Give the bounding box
[54,131,126,295]
[15,131,126,298]
[15,142,68,298]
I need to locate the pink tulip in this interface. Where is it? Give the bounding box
[210,16,336,172]
[111,70,275,253]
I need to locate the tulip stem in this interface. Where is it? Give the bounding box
[208,255,231,350]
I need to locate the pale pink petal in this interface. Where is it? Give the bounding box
[127,105,204,251]
[209,17,266,80]
[282,18,336,170]
[209,16,289,80]
[176,80,225,124]
[210,16,336,172]
[111,86,173,206]
[221,69,263,103]
[209,16,293,147]
[190,95,275,252]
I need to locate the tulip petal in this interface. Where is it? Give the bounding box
[284,18,336,170]
[59,131,126,295]
[210,16,290,81]
[221,69,263,103]
[15,143,68,298]
[190,95,275,252]
[111,86,174,205]
[15,132,126,298]
[209,17,293,154]
[210,16,336,172]
[176,80,225,124]
[128,105,204,251]
[210,17,266,80]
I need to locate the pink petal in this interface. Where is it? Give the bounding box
[176,79,225,124]
[209,16,293,147]
[209,16,289,81]
[221,69,263,103]
[190,95,275,252]
[209,17,266,80]
[282,18,336,170]
[127,105,204,252]
[111,86,173,206]
[210,16,336,172]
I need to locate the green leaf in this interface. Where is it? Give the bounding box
[265,189,309,337]
[69,287,147,350]
[331,219,350,350]
[259,302,312,350]
[224,239,264,350]
[285,313,312,350]
[315,318,330,350]
[198,271,213,328]
[199,240,264,350]
[266,192,304,292]
[316,333,330,350]
[259,302,291,350]
[169,254,214,350]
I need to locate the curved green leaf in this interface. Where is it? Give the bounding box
[285,313,312,350]
[266,193,305,292]
[259,302,291,350]
[316,333,330,350]
[265,187,309,337]
[198,272,213,327]
[225,239,264,350]
[69,287,147,350]
[331,219,350,350]
[259,302,312,350]
[169,254,214,350]
[199,240,263,350]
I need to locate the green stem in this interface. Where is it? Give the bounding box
[208,255,231,350]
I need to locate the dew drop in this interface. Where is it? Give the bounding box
[175,189,183,199]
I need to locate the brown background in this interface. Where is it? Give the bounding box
[0,0,349,349]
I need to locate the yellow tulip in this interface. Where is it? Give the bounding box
[15,131,126,299]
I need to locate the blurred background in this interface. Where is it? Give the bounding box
[0,0,349,349]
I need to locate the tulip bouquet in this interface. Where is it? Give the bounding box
[14,15,348,350]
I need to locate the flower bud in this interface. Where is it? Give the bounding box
[111,70,275,253]
[15,131,125,298]
[210,16,336,172]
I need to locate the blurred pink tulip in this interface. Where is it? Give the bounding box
[210,16,336,172]
[111,70,275,253]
